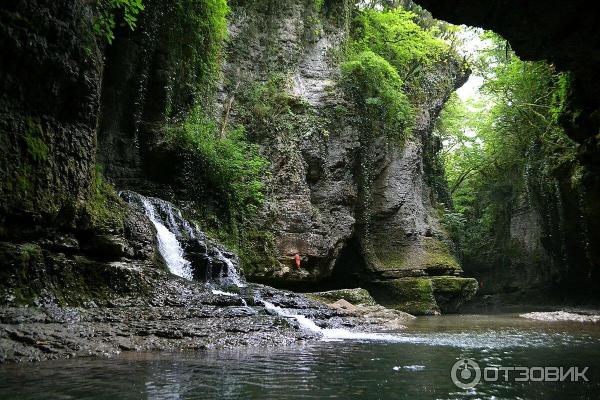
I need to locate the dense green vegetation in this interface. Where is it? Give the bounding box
[341,51,412,142]
[437,32,578,265]
[341,8,451,142]
[164,110,269,219]
[166,0,229,114]
[155,0,269,223]
[94,0,145,43]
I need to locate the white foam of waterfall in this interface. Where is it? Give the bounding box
[214,248,246,288]
[211,289,237,296]
[140,197,193,280]
[261,300,406,342]
[211,290,248,307]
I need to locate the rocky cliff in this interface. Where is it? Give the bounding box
[0,0,164,307]
[0,0,477,318]
[216,0,476,314]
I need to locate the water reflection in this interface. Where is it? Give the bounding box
[1,314,599,399]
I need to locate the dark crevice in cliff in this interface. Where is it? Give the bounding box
[327,235,369,289]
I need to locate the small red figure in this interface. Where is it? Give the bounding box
[294,254,301,269]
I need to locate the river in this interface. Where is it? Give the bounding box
[1,313,599,399]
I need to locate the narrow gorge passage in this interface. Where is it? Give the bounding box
[1,0,599,399]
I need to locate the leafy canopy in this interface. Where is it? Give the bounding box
[350,9,447,79]
[438,31,577,260]
[340,8,449,142]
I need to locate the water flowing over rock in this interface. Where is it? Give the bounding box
[120,191,244,287]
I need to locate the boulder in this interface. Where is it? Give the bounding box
[308,288,377,306]
[431,276,478,313]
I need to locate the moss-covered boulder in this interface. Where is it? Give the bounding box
[431,276,478,313]
[368,236,462,279]
[369,276,478,315]
[370,277,440,315]
[307,288,377,306]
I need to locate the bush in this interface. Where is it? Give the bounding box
[350,9,447,86]
[164,110,269,218]
[341,50,413,141]
[94,0,145,44]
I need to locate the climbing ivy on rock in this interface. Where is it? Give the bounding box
[94,0,145,44]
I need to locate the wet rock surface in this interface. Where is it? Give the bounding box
[0,275,414,363]
[307,288,377,306]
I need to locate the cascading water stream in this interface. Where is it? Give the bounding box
[260,299,405,342]
[122,191,246,287]
[213,247,246,288]
[140,196,193,280]
[123,191,404,342]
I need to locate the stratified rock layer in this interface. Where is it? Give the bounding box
[218,1,474,313]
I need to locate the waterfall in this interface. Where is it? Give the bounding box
[260,299,404,341]
[121,191,402,342]
[214,247,246,288]
[139,196,193,280]
[211,289,248,306]
[262,300,323,333]
[120,191,246,285]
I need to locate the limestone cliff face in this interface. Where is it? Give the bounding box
[0,0,101,236]
[0,0,475,314]
[220,0,358,283]
[361,59,467,281]
[220,1,474,313]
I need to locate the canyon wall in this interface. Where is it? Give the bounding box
[415,0,600,303]
[0,0,477,314]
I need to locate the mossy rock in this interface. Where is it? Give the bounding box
[0,241,150,307]
[421,237,460,272]
[369,237,461,275]
[308,288,377,306]
[431,276,478,313]
[369,277,440,315]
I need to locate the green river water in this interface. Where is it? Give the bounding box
[1,313,599,399]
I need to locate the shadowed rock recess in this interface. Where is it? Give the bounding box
[0,0,483,362]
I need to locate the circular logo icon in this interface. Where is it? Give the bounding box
[451,358,481,389]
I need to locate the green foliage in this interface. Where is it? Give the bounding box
[165,110,269,217]
[234,73,314,144]
[94,0,145,44]
[314,0,325,13]
[241,74,307,125]
[167,0,229,113]
[341,50,413,141]
[438,31,578,263]
[23,117,47,163]
[86,165,126,231]
[340,8,453,142]
[350,9,446,80]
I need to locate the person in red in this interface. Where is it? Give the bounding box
[294,253,301,269]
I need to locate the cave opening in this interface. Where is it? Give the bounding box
[321,235,371,291]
